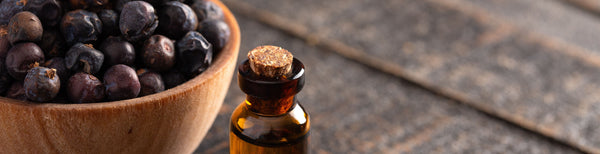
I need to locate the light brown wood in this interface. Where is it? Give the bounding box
[0,0,240,153]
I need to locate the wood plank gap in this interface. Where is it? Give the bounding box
[385,117,451,153]
[562,0,600,16]
[429,1,600,153]
[436,0,600,73]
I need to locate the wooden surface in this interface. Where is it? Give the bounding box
[195,0,600,153]
[0,0,239,153]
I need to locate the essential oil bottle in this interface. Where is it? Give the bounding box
[230,45,310,154]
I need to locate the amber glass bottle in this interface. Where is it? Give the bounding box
[230,46,310,154]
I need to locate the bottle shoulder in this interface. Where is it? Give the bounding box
[230,102,310,145]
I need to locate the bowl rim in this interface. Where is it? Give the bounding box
[0,0,241,110]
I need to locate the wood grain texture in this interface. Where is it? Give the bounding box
[222,0,597,153]
[196,16,581,153]
[0,0,240,153]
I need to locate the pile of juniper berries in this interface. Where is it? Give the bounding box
[0,0,230,103]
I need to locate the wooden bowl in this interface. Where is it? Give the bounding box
[0,0,240,153]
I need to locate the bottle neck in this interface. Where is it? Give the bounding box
[238,58,305,115]
[246,95,295,115]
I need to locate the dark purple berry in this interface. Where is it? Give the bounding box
[162,70,187,89]
[65,43,104,74]
[5,42,45,80]
[5,81,26,101]
[0,26,11,94]
[0,58,12,94]
[0,25,9,58]
[67,72,104,103]
[8,11,43,44]
[59,0,69,14]
[24,67,60,102]
[69,0,109,11]
[191,0,222,22]
[0,0,26,25]
[39,29,66,58]
[113,0,132,13]
[24,0,62,27]
[176,31,211,76]
[119,1,158,42]
[99,36,135,66]
[104,64,140,101]
[61,10,102,44]
[157,1,197,39]
[98,9,119,38]
[137,68,164,96]
[142,0,183,8]
[142,35,175,71]
[44,57,70,84]
[198,19,229,53]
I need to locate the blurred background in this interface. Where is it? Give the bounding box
[196,0,600,153]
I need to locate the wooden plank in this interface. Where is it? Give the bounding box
[221,0,600,153]
[193,16,580,154]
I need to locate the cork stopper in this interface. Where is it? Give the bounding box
[248,45,293,78]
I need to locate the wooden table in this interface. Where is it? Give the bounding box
[195,0,600,153]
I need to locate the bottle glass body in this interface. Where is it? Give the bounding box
[230,100,309,154]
